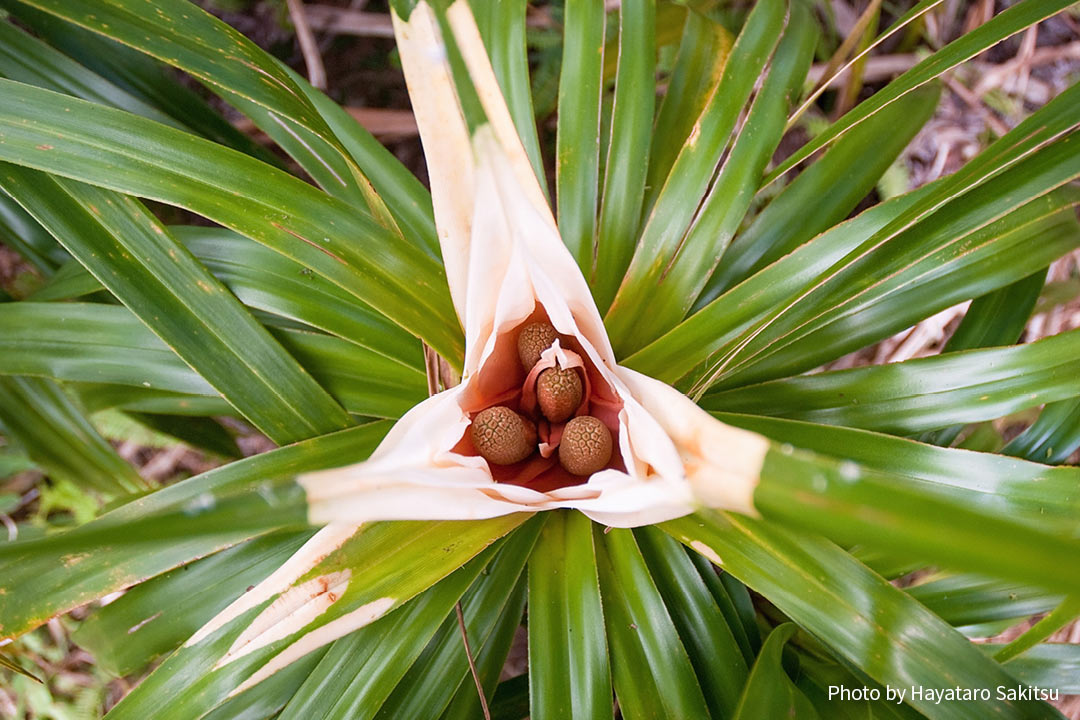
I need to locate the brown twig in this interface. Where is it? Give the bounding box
[455,601,491,720]
[302,5,395,37]
[286,0,327,90]
[943,75,1009,137]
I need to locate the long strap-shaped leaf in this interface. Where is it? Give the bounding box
[106,516,528,720]
[717,413,1080,525]
[274,547,497,720]
[731,624,818,720]
[635,526,748,718]
[711,184,1080,390]
[0,166,353,443]
[528,511,611,720]
[747,442,1080,597]
[555,0,605,274]
[0,303,425,420]
[597,527,710,719]
[704,325,1080,435]
[0,375,147,495]
[73,530,315,677]
[0,421,391,640]
[605,0,788,357]
[700,84,939,305]
[0,79,464,362]
[35,226,424,369]
[591,0,656,311]
[663,511,1063,720]
[9,0,357,180]
[765,0,1078,184]
[468,0,548,197]
[0,0,283,163]
[377,517,539,718]
[0,20,183,130]
[629,80,1080,387]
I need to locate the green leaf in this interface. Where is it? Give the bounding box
[0,303,427,420]
[0,20,184,130]
[592,0,655,311]
[201,647,330,720]
[717,413,1080,525]
[946,271,1046,354]
[489,674,529,720]
[0,79,463,362]
[993,597,1080,664]
[732,624,819,720]
[0,652,42,683]
[379,517,539,719]
[663,511,1063,719]
[606,0,787,357]
[704,324,1080,434]
[0,192,65,274]
[624,183,932,382]
[607,1,817,341]
[0,421,390,640]
[766,0,1078,184]
[906,573,1062,628]
[555,0,605,273]
[921,270,1046,447]
[1002,397,1080,465]
[107,516,528,720]
[749,441,1080,597]
[630,80,1080,387]
[635,526,748,718]
[297,80,440,256]
[645,11,730,212]
[73,530,314,676]
[11,0,341,155]
[981,644,1080,694]
[37,226,424,368]
[1,0,278,162]
[0,375,147,495]
[697,159,1080,394]
[275,547,497,720]
[528,511,611,720]
[440,578,527,720]
[597,527,709,720]
[700,84,939,305]
[123,411,241,459]
[0,166,354,444]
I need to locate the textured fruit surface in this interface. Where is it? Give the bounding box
[559,415,613,476]
[470,406,537,465]
[517,322,559,371]
[537,367,583,423]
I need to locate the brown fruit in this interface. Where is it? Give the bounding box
[559,416,613,476]
[517,322,558,371]
[470,406,537,465]
[536,367,583,423]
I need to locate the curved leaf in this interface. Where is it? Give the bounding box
[0,165,354,443]
[555,0,605,272]
[663,511,1063,720]
[528,511,611,720]
[704,326,1080,434]
[597,527,709,720]
[732,624,818,720]
[766,0,1078,184]
[0,79,463,362]
[0,421,390,640]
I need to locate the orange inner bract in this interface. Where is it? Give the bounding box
[452,306,624,492]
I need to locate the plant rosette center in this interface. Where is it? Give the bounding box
[296,6,769,528]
